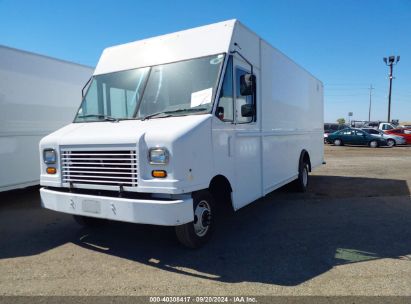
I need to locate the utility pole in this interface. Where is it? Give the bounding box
[368,84,374,121]
[383,56,400,122]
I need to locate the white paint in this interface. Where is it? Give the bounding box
[0,45,93,192]
[94,20,236,75]
[40,188,193,226]
[40,20,323,225]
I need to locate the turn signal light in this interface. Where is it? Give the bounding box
[152,170,167,178]
[47,167,57,174]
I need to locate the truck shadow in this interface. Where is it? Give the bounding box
[1,176,410,286]
[73,175,411,286]
[0,186,81,260]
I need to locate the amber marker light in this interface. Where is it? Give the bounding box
[47,167,57,174]
[152,170,167,178]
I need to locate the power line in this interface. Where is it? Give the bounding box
[325,88,369,91]
[325,83,371,86]
[325,94,369,97]
[368,84,374,121]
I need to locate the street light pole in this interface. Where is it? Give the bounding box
[387,63,393,122]
[383,55,400,122]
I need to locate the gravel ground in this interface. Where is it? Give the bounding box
[0,144,410,296]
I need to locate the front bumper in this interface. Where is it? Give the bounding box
[396,138,407,145]
[40,188,194,226]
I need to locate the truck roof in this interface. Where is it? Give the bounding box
[94,20,237,75]
[94,19,322,83]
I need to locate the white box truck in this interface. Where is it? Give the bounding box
[39,20,324,248]
[0,45,93,192]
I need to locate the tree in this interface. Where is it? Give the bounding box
[337,118,345,125]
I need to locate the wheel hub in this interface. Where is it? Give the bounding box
[302,166,308,187]
[193,200,211,237]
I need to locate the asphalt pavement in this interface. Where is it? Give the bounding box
[0,145,410,295]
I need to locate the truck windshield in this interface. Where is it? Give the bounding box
[75,54,225,122]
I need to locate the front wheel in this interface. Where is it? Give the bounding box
[387,139,395,147]
[175,190,215,248]
[334,139,343,146]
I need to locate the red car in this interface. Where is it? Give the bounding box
[385,128,411,144]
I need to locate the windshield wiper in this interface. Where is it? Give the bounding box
[142,107,209,121]
[77,114,119,122]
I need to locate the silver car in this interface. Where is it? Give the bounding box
[361,128,406,147]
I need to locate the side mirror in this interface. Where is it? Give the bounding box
[241,104,255,117]
[240,74,256,96]
[216,106,224,120]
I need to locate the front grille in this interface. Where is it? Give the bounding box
[61,148,138,187]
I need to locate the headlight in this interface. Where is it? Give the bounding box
[43,149,57,164]
[149,147,169,165]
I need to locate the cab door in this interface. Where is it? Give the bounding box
[342,130,355,144]
[355,130,369,145]
[212,55,236,203]
[231,56,262,209]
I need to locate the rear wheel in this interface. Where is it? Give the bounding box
[334,139,343,146]
[387,139,395,147]
[369,140,379,148]
[73,215,107,227]
[175,190,215,248]
[293,159,310,193]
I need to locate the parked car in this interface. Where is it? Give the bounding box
[324,123,348,143]
[384,128,411,144]
[350,120,398,130]
[326,128,388,148]
[368,122,397,131]
[361,128,406,147]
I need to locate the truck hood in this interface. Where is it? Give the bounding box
[40,114,212,146]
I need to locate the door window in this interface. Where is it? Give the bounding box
[216,57,234,122]
[381,124,393,130]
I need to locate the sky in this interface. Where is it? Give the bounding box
[0,0,410,123]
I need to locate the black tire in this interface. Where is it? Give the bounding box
[387,139,395,147]
[175,190,215,249]
[334,139,343,146]
[293,160,310,193]
[73,215,107,227]
[369,140,379,148]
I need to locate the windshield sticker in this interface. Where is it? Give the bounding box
[191,88,212,108]
[210,54,224,65]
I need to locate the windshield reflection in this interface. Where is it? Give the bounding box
[75,54,225,122]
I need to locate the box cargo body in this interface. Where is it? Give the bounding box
[0,46,93,192]
[39,20,323,247]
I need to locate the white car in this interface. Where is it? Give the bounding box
[361,128,406,146]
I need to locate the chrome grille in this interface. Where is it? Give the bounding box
[61,149,138,187]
